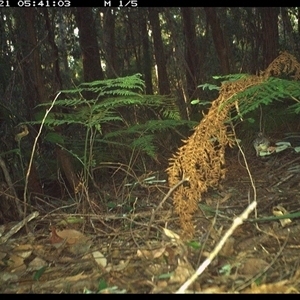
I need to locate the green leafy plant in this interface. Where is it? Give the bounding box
[197,73,300,122]
[224,76,300,119]
[29,74,196,188]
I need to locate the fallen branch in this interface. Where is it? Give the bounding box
[0,211,39,244]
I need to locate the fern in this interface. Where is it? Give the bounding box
[218,76,300,120]
[101,119,197,158]
[213,73,249,82]
[26,74,194,185]
[103,119,196,138]
[131,135,156,158]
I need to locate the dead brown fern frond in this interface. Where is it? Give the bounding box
[264,51,300,79]
[167,51,300,238]
[166,92,238,237]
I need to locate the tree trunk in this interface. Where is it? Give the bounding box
[260,7,279,68]
[204,7,230,74]
[181,7,200,100]
[280,8,296,55]
[43,8,81,193]
[14,8,44,198]
[148,8,171,95]
[57,10,69,74]
[75,7,104,83]
[163,8,189,119]
[43,9,63,92]
[139,9,153,94]
[16,8,81,197]
[102,8,118,78]
[245,8,262,74]
[298,7,300,35]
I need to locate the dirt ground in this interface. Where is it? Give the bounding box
[1,146,300,294]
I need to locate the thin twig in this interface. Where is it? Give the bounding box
[176,201,257,293]
[23,92,61,228]
[176,126,258,293]
[0,211,39,244]
[0,157,23,218]
[145,176,189,239]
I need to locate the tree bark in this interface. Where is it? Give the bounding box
[181,7,200,100]
[148,8,171,95]
[260,7,279,68]
[102,8,118,78]
[139,9,153,94]
[43,8,63,92]
[75,7,104,83]
[280,8,296,56]
[204,7,230,74]
[15,8,44,198]
[43,8,81,193]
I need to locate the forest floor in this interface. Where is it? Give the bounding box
[1,147,300,294]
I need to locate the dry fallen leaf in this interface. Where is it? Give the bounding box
[50,226,90,249]
[28,257,47,271]
[243,280,291,293]
[7,254,26,273]
[137,247,166,260]
[111,259,130,272]
[50,226,65,247]
[54,229,90,244]
[169,259,194,284]
[162,228,180,241]
[13,244,33,259]
[92,251,107,268]
[219,237,235,257]
[273,205,292,227]
[238,258,269,276]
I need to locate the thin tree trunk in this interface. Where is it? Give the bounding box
[260,7,279,68]
[204,7,230,74]
[280,8,296,55]
[44,8,81,193]
[139,9,153,94]
[57,10,69,74]
[15,8,44,198]
[102,8,118,78]
[43,9,63,92]
[298,7,300,35]
[181,7,200,100]
[148,8,171,95]
[163,8,189,119]
[75,7,104,83]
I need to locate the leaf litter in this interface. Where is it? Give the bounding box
[1,151,300,293]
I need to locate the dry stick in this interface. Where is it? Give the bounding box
[0,157,23,218]
[145,176,189,239]
[0,211,39,244]
[176,128,258,293]
[176,201,257,293]
[23,92,61,228]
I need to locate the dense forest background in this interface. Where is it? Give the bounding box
[0,7,300,220]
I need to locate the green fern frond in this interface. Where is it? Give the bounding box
[222,77,300,120]
[99,89,142,97]
[213,73,249,82]
[131,135,156,158]
[37,98,86,108]
[140,95,181,120]
[94,96,143,108]
[26,74,193,180]
[79,73,145,92]
[103,119,197,139]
